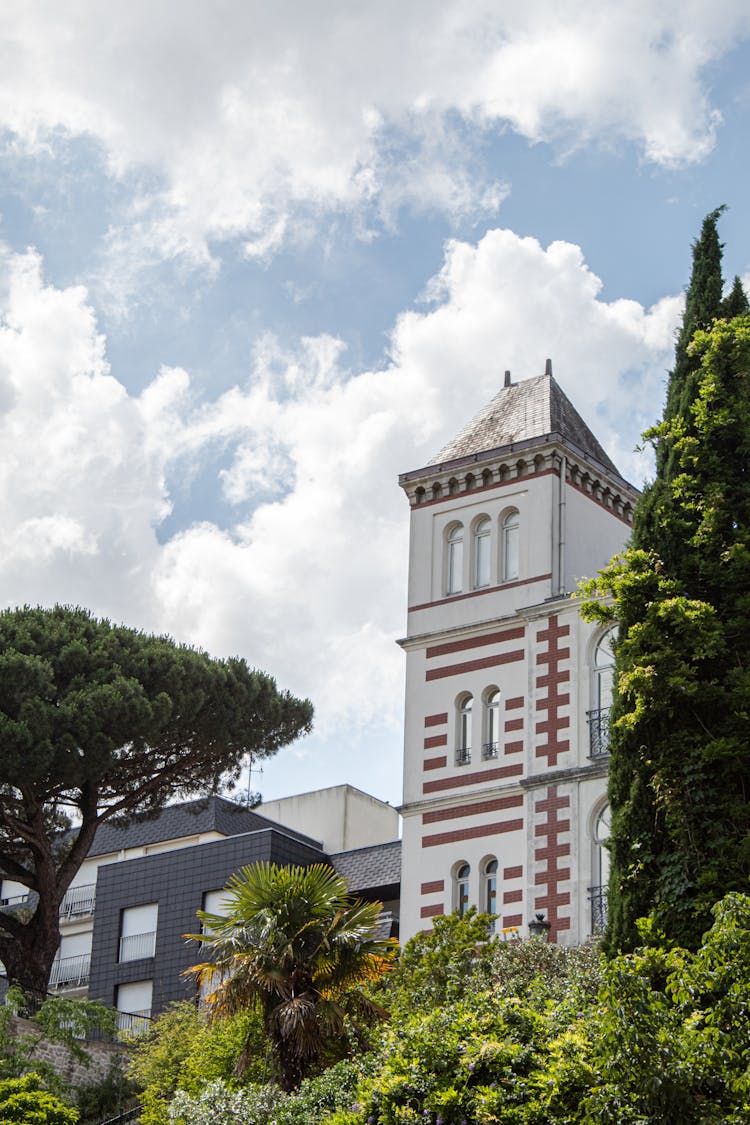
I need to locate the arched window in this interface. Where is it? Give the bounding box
[456,695,472,765]
[484,858,498,929]
[473,517,491,589]
[483,689,501,760]
[446,523,464,595]
[590,804,611,934]
[455,863,470,917]
[589,628,616,758]
[501,510,519,582]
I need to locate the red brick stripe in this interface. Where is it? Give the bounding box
[409,572,553,612]
[421,880,445,894]
[426,626,525,660]
[504,741,523,755]
[502,914,523,927]
[423,818,524,847]
[534,615,571,767]
[425,712,448,727]
[426,648,524,682]
[420,903,445,918]
[424,734,448,749]
[424,756,447,771]
[504,717,524,732]
[505,696,524,710]
[423,763,523,793]
[503,889,523,904]
[534,785,571,941]
[422,794,523,824]
[504,865,523,880]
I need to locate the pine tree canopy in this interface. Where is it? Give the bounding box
[0,604,313,995]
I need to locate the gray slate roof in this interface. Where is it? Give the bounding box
[428,372,619,474]
[89,796,322,856]
[330,839,401,893]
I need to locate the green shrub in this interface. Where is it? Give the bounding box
[0,1073,78,1125]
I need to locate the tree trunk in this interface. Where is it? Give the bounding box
[0,903,61,1002]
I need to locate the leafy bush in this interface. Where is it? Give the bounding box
[75,1060,135,1124]
[0,1073,77,1125]
[168,1079,281,1125]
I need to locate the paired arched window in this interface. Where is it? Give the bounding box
[483,689,501,759]
[446,523,464,595]
[593,804,611,888]
[501,509,520,582]
[455,863,470,917]
[473,517,491,589]
[456,694,472,765]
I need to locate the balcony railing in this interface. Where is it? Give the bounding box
[119,931,156,963]
[455,746,471,766]
[482,741,499,761]
[49,953,91,989]
[60,883,96,920]
[589,885,608,934]
[116,1009,152,1036]
[587,707,611,759]
[0,893,30,910]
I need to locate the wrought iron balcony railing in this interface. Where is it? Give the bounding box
[589,884,608,934]
[118,930,156,963]
[587,707,611,759]
[455,746,471,766]
[49,953,91,989]
[60,883,96,920]
[482,741,499,760]
[0,893,30,911]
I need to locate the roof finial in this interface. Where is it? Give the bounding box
[545,358,553,377]
[504,369,511,387]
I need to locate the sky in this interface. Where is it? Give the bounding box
[2,2,750,809]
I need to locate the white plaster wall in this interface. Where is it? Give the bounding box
[260,785,400,853]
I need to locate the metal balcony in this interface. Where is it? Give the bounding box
[482,741,499,760]
[455,746,471,766]
[118,930,156,963]
[0,893,30,910]
[587,707,611,759]
[50,953,91,989]
[116,1009,152,1036]
[589,885,608,934]
[60,883,96,920]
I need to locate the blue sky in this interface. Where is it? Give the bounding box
[1,2,749,808]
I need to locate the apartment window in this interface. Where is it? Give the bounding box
[119,902,158,962]
[501,509,520,582]
[589,628,617,758]
[473,517,491,588]
[590,804,611,935]
[49,931,92,990]
[446,523,464,595]
[483,688,501,759]
[116,979,153,1035]
[455,863,470,917]
[456,694,472,765]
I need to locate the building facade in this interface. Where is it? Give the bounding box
[0,788,401,1025]
[397,366,638,944]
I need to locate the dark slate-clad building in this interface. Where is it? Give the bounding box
[0,791,401,1026]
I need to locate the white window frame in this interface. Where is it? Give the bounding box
[501,509,520,582]
[446,523,464,595]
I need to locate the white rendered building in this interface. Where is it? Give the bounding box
[397,365,638,944]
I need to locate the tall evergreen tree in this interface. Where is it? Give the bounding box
[582,211,750,952]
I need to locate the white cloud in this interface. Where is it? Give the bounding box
[0,230,680,798]
[0,1,746,270]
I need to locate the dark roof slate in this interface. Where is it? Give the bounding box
[330,839,401,893]
[89,796,322,855]
[428,373,619,475]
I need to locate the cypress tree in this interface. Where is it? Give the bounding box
[582,210,750,951]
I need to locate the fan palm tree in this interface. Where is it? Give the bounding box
[187,861,397,1090]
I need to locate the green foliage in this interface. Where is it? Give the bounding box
[128,1002,269,1125]
[581,210,750,951]
[168,1079,282,1125]
[0,1073,77,1125]
[0,604,312,993]
[188,862,396,1091]
[74,1060,135,1124]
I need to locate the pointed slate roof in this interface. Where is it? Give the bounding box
[428,372,619,475]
